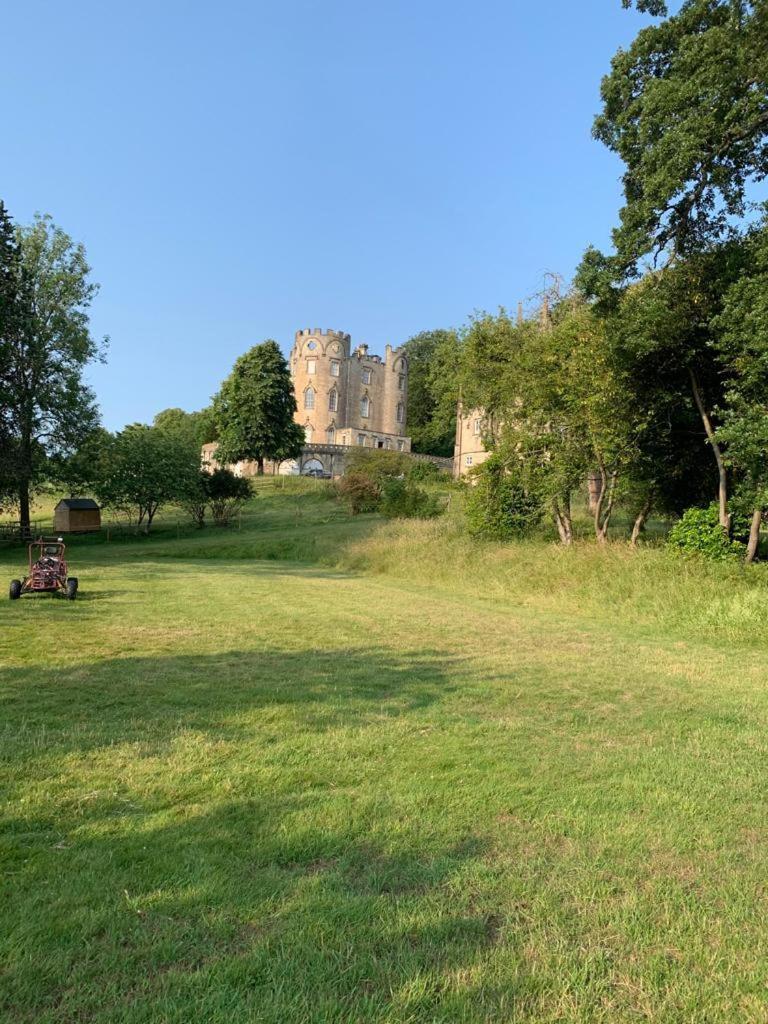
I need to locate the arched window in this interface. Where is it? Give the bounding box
[328,389,338,412]
[360,395,370,418]
[397,402,404,423]
[304,425,313,442]
[326,426,335,443]
[304,387,315,410]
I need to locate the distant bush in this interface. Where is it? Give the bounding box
[464,458,543,539]
[667,504,745,560]
[380,479,441,519]
[336,472,382,514]
[345,448,410,484]
[407,460,445,483]
[207,468,251,526]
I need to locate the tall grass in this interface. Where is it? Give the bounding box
[339,509,768,646]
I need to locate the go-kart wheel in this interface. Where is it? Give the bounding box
[9,580,21,600]
[66,578,78,601]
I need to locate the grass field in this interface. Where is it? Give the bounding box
[3,482,768,1022]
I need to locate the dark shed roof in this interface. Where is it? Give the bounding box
[55,498,100,510]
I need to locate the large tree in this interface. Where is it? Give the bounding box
[401,329,462,457]
[213,340,303,474]
[153,406,217,450]
[95,424,200,533]
[0,210,104,536]
[596,0,768,268]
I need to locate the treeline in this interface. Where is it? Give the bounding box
[405,0,768,560]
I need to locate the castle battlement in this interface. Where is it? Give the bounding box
[295,328,351,342]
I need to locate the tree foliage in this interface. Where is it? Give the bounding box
[153,406,217,450]
[0,208,103,533]
[95,424,199,532]
[213,341,303,473]
[402,329,461,456]
[596,0,768,266]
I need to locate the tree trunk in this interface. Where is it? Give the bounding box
[18,481,31,540]
[587,471,601,514]
[593,463,618,544]
[257,456,265,475]
[630,496,654,547]
[688,368,730,532]
[553,499,573,545]
[746,508,762,563]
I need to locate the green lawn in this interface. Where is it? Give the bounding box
[3,484,768,1022]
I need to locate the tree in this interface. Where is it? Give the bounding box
[205,467,251,526]
[49,426,112,497]
[153,406,217,450]
[213,341,303,474]
[713,219,768,559]
[596,0,768,268]
[0,201,21,507]
[0,211,104,536]
[402,329,462,456]
[95,425,199,533]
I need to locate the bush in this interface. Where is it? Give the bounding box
[206,468,252,527]
[380,479,441,519]
[667,503,745,560]
[344,448,410,484]
[464,458,543,539]
[336,472,382,514]
[407,459,444,483]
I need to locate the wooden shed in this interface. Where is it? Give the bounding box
[53,498,101,534]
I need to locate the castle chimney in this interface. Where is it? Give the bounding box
[517,301,523,326]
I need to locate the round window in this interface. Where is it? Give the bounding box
[307,340,317,350]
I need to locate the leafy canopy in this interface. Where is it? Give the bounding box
[595,0,768,267]
[214,340,304,468]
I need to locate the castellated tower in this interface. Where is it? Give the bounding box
[289,328,411,451]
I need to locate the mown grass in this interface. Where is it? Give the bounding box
[3,481,768,1022]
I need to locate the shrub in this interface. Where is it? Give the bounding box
[336,472,381,514]
[380,479,441,519]
[345,448,410,484]
[407,460,444,483]
[464,458,543,539]
[667,504,745,560]
[206,468,252,526]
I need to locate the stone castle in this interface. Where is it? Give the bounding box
[290,328,411,452]
[202,328,412,476]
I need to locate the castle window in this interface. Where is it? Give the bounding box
[397,402,404,423]
[384,439,391,450]
[398,374,405,391]
[326,426,335,443]
[473,418,482,436]
[328,389,338,412]
[360,395,370,418]
[362,369,372,385]
[304,388,315,410]
[304,425,313,442]
[465,455,473,466]
[330,360,340,377]
[397,440,404,451]
[307,359,317,375]
[307,341,317,350]
[357,433,365,446]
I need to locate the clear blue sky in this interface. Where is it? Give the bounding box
[2,0,648,431]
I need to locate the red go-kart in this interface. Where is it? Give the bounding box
[9,538,78,600]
